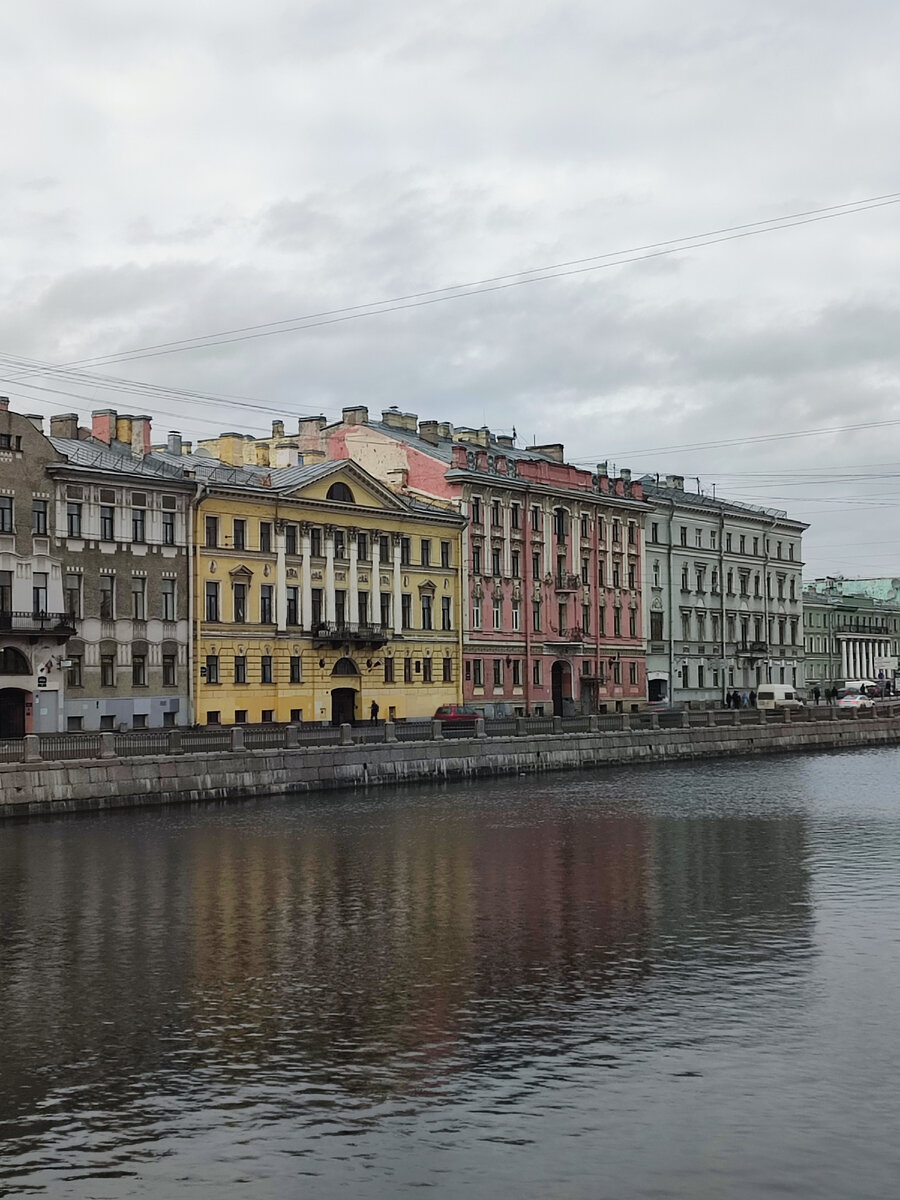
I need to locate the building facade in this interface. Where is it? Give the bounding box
[161,445,465,726]
[279,406,649,714]
[0,400,76,735]
[803,579,900,689]
[642,477,807,704]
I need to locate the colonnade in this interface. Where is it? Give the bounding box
[839,637,891,681]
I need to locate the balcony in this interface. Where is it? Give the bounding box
[736,641,768,657]
[312,621,391,647]
[554,573,581,592]
[0,611,77,641]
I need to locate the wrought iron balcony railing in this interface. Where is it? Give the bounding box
[0,611,77,636]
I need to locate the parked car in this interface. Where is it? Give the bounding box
[838,693,874,710]
[756,686,804,710]
[434,704,480,724]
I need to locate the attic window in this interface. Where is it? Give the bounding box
[327,482,354,504]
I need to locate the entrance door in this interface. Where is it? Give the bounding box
[551,662,570,717]
[331,688,357,726]
[0,688,27,738]
[648,678,667,703]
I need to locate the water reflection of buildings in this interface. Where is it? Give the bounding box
[0,792,814,1129]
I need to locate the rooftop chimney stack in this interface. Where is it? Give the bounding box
[342,405,369,427]
[92,409,117,445]
[271,419,285,438]
[49,413,79,439]
[0,396,8,411]
[167,431,183,456]
[418,420,440,445]
[131,415,152,458]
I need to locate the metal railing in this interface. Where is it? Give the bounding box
[1,704,896,766]
[0,611,77,635]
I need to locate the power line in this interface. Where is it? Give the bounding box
[8,190,900,374]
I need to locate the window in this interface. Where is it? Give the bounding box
[334,590,346,624]
[333,530,345,558]
[695,528,702,547]
[130,507,146,543]
[471,601,482,629]
[99,575,115,619]
[233,519,246,550]
[532,552,541,581]
[472,659,484,687]
[162,655,176,686]
[259,522,272,552]
[423,657,433,683]
[471,497,482,524]
[651,560,661,589]
[511,505,520,530]
[261,710,275,723]
[421,594,433,630]
[260,585,274,624]
[491,500,502,527]
[650,611,664,640]
[440,540,451,567]
[710,531,717,549]
[161,578,176,621]
[311,589,323,626]
[234,655,247,684]
[98,505,114,541]
[131,577,146,621]
[532,600,541,631]
[739,535,746,554]
[582,604,591,634]
[681,566,690,591]
[66,656,82,687]
[286,587,298,625]
[67,716,83,732]
[512,601,521,631]
[205,581,220,622]
[533,659,542,686]
[234,710,248,724]
[441,596,452,630]
[162,510,175,545]
[612,660,622,685]
[443,657,453,683]
[493,599,502,629]
[285,525,298,555]
[511,550,520,578]
[31,499,47,534]
[553,508,568,542]
[753,537,759,555]
[309,527,321,556]
[680,526,688,547]
[629,662,637,685]
[531,505,541,532]
[629,610,636,638]
[417,538,431,567]
[132,654,147,686]
[403,658,413,683]
[289,656,302,683]
[402,593,412,629]
[205,516,218,547]
[512,659,523,687]
[233,583,247,623]
[492,659,502,687]
[613,609,622,637]
[379,534,390,560]
[491,548,501,577]
[354,532,367,561]
[384,658,395,683]
[261,655,273,684]
[581,557,590,585]
[67,502,82,537]
[628,566,636,590]
[100,655,116,687]
[32,571,48,614]
[651,521,659,542]
[726,533,732,552]
[64,573,82,618]
[472,545,482,575]
[400,537,411,565]
[380,592,391,629]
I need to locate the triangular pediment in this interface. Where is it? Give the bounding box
[279,460,412,513]
[229,564,254,579]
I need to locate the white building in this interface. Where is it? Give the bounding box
[642,476,807,705]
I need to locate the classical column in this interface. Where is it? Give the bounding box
[502,504,512,577]
[371,532,382,628]
[275,521,287,633]
[300,522,312,631]
[348,528,359,627]
[324,526,336,624]
[841,639,849,679]
[392,534,402,632]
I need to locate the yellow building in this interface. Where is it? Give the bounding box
[191,456,464,726]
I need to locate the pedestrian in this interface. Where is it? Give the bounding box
[741,692,749,708]
[749,689,757,708]
[370,700,379,724]
[813,686,821,705]
[725,690,733,709]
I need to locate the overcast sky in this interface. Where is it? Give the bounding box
[3,0,900,578]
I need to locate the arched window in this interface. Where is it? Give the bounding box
[326,482,355,504]
[331,657,359,676]
[0,647,31,675]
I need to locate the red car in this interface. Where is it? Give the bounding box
[434,705,480,724]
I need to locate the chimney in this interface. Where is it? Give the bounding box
[167,431,183,456]
[0,396,8,411]
[533,443,564,463]
[25,414,44,433]
[496,434,514,449]
[382,406,406,429]
[342,405,369,427]
[271,419,285,438]
[255,442,270,467]
[297,415,327,434]
[50,413,79,438]
[92,409,117,444]
[218,433,245,467]
[437,421,452,439]
[620,468,631,483]
[665,474,684,491]
[115,414,135,445]
[131,415,152,458]
[387,467,409,491]
[273,441,299,468]
[418,420,440,445]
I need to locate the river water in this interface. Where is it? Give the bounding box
[1,749,900,1198]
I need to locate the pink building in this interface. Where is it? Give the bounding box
[294,407,649,716]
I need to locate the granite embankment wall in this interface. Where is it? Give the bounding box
[3,714,900,818]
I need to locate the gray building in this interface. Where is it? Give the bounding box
[641,475,807,705]
[0,399,76,735]
[803,579,900,690]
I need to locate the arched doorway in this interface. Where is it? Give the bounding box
[551,661,571,717]
[331,657,359,725]
[0,688,28,738]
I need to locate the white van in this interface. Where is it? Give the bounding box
[756,685,804,710]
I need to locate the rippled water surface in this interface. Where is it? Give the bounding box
[3,750,900,1198]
